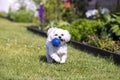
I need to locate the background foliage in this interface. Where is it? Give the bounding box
[8,10,34,22]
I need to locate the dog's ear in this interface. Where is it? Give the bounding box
[64,30,71,42]
[47,27,57,41]
[47,28,55,36]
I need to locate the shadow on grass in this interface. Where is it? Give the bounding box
[39,55,47,63]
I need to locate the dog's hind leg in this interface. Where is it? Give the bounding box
[46,54,53,63]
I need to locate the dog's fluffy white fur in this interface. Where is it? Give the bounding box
[46,27,71,63]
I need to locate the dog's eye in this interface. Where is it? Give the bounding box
[55,34,58,36]
[61,34,64,36]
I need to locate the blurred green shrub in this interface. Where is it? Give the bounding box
[34,0,42,5]
[8,10,34,22]
[71,19,104,41]
[62,8,78,22]
[58,19,104,41]
[0,12,7,17]
[44,0,64,23]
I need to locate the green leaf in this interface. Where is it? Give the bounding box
[110,25,119,33]
[116,30,120,36]
[103,13,111,22]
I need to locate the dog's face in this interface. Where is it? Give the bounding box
[47,28,71,46]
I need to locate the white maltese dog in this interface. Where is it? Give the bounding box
[46,27,71,63]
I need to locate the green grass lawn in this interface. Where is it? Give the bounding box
[0,18,120,80]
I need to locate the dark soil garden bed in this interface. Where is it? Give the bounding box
[27,26,120,65]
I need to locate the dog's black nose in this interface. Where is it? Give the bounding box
[59,36,61,39]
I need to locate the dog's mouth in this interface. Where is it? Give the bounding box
[60,38,64,42]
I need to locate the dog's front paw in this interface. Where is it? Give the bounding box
[51,54,60,63]
[54,58,61,63]
[60,60,65,64]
